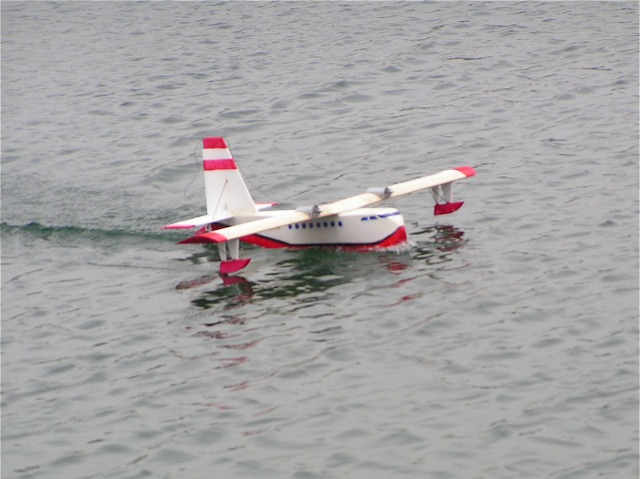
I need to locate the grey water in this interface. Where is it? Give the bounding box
[2,2,638,478]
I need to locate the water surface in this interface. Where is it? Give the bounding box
[2,2,638,478]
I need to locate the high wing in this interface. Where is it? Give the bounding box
[382,166,475,199]
[178,211,311,244]
[180,166,475,245]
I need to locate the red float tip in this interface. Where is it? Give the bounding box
[220,258,251,274]
[434,201,464,216]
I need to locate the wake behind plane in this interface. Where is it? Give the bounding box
[164,137,476,274]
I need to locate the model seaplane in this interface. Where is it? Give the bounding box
[163,137,475,274]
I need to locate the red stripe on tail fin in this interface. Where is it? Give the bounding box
[203,159,238,170]
[203,137,228,149]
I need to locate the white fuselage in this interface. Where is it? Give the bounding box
[219,207,407,250]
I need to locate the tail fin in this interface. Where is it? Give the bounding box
[202,137,258,219]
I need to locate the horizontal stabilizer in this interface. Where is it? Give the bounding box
[163,213,232,230]
[256,202,278,210]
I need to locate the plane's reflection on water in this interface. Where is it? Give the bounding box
[180,249,398,310]
[411,224,467,264]
[176,225,467,310]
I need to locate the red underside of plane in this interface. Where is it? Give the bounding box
[239,225,408,251]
